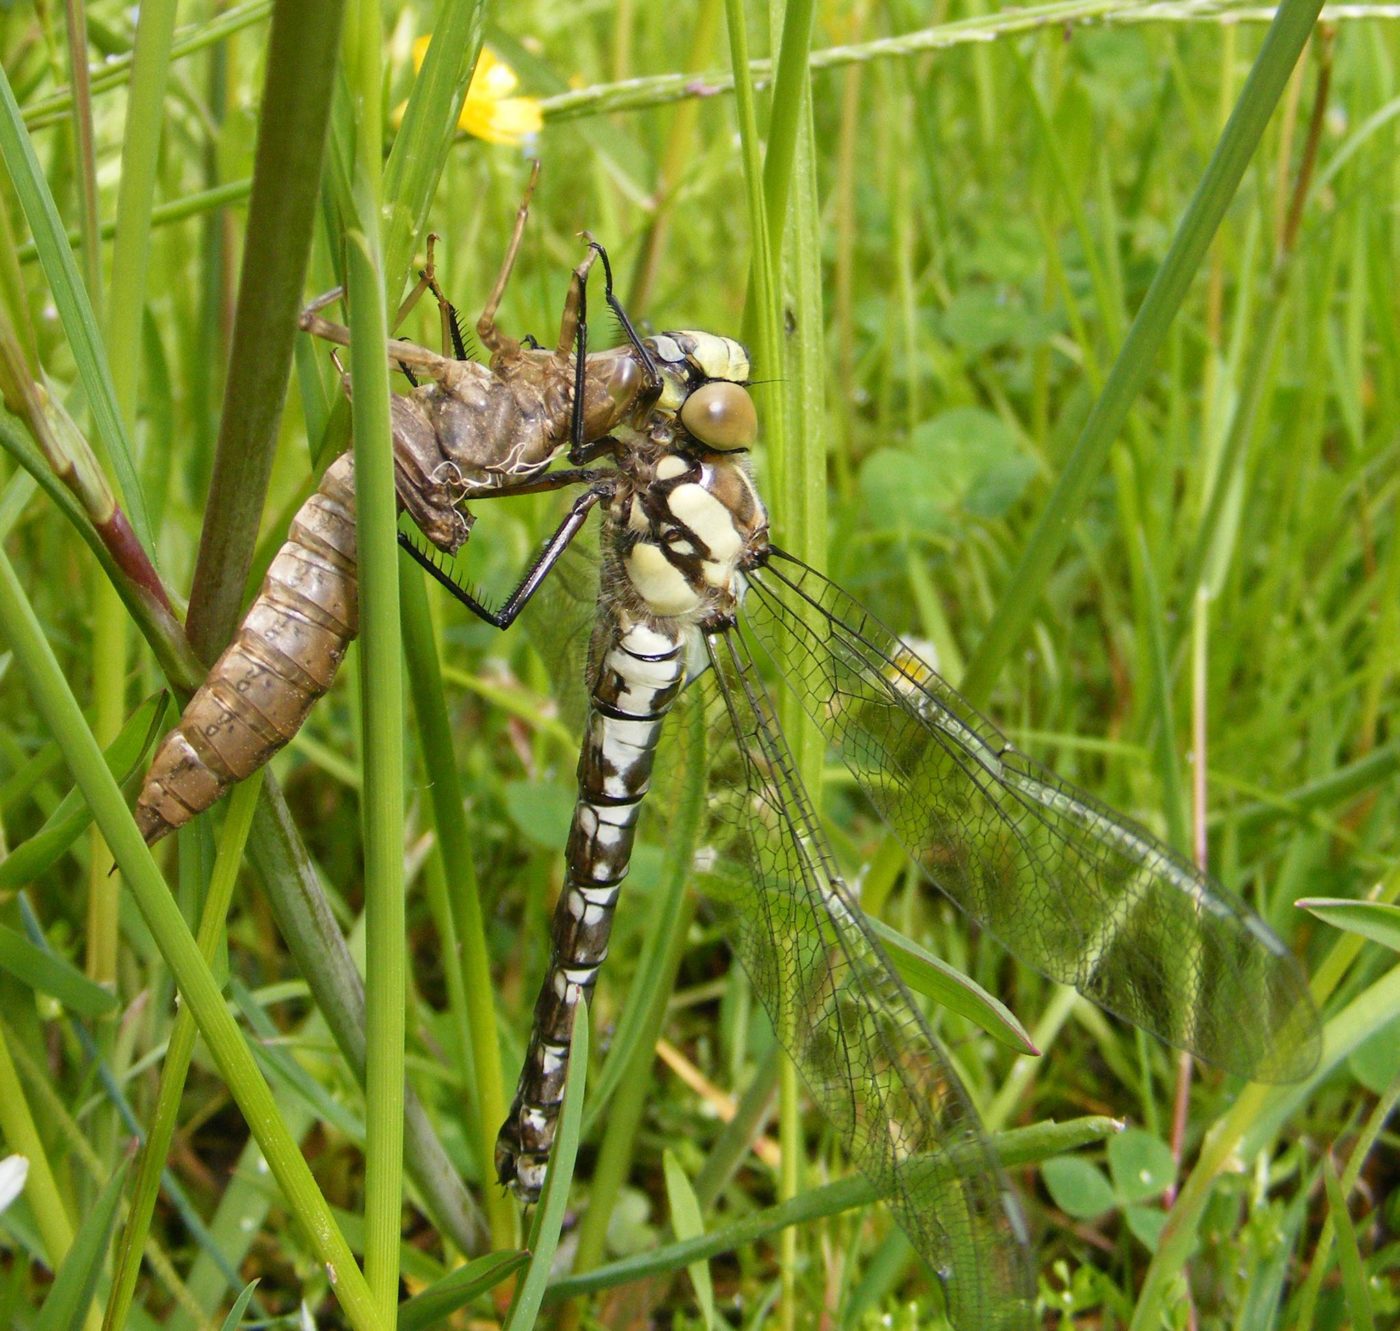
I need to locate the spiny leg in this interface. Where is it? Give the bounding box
[561,237,656,464]
[477,159,542,355]
[399,472,608,629]
[559,247,604,463]
[398,235,471,361]
[299,232,474,382]
[582,235,659,387]
[391,235,472,385]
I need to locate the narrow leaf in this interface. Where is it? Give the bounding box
[1298,899,1400,954]
[1323,1156,1374,1331]
[0,925,118,1018]
[0,694,168,888]
[864,915,1038,1054]
[505,1001,590,1330]
[0,67,150,549]
[34,1162,128,1331]
[215,1282,260,1331]
[664,1151,717,1330]
[400,1251,529,1331]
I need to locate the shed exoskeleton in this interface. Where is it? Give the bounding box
[135,172,654,843]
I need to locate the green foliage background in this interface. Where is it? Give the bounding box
[0,1,1397,1328]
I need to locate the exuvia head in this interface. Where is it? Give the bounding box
[645,331,758,453]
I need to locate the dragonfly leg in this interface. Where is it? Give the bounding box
[558,243,631,466]
[563,246,602,463]
[477,159,541,356]
[391,233,471,365]
[299,300,466,381]
[563,236,660,465]
[399,480,606,630]
[553,247,600,360]
[582,236,659,389]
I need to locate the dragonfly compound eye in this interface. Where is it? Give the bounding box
[679,381,758,451]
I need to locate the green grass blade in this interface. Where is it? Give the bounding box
[0,548,383,1331]
[864,916,1037,1055]
[663,1153,718,1330]
[244,790,485,1254]
[960,0,1326,706]
[1322,1156,1374,1331]
[0,65,150,551]
[399,1251,528,1331]
[547,1117,1118,1303]
[101,775,263,1331]
[400,567,512,1248]
[0,693,166,889]
[184,0,346,657]
[214,1282,260,1331]
[105,0,176,435]
[345,15,406,1304]
[0,925,118,1020]
[381,0,486,293]
[34,1161,127,1331]
[503,1003,590,1331]
[1297,899,1400,955]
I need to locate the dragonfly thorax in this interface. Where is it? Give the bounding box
[613,445,768,623]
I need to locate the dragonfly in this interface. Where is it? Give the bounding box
[134,195,1322,1325]
[403,248,1323,1328]
[135,168,656,843]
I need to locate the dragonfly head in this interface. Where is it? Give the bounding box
[645,331,758,453]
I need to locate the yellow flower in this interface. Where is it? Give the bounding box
[413,39,542,145]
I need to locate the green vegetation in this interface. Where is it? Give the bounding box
[1,1,1396,1327]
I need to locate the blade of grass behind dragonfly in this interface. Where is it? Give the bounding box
[959,0,1326,708]
[723,3,792,1315]
[0,552,381,1331]
[380,1,513,1257]
[343,0,405,1312]
[727,4,824,1316]
[381,0,486,298]
[399,1251,529,1331]
[183,0,346,658]
[400,568,515,1251]
[543,1116,1118,1306]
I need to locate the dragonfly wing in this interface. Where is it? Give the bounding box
[744,549,1321,1084]
[521,514,602,732]
[699,627,1034,1331]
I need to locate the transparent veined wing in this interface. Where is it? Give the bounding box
[699,626,1035,1331]
[743,548,1321,1084]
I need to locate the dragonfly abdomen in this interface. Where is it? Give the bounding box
[496,615,687,1200]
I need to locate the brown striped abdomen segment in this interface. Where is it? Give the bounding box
[135,453,359,844]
